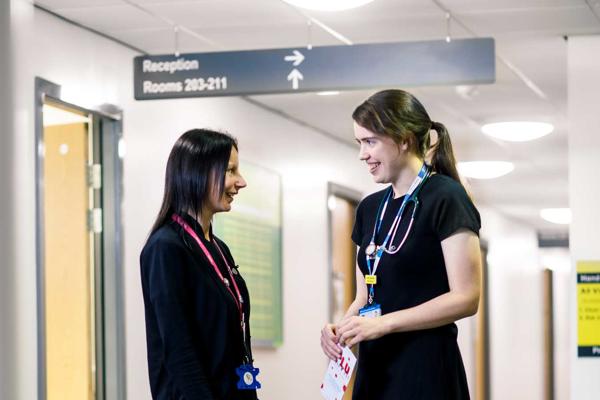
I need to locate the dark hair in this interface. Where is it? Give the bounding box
[150,128,238,235]
[352,89,461,183]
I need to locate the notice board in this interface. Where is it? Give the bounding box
[214,162,283,347]
[577,260,600,357]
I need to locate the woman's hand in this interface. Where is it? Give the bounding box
[337,316,388,347]
[320,323,342,361]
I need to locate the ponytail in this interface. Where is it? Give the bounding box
[430,121,461,183]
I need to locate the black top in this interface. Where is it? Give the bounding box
[351,174,481,400]
[140,213,258,400]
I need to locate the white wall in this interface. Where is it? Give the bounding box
[568,35,600,400]
[1,1,17,399]
[9,2,576,399]
[479,207,544,400]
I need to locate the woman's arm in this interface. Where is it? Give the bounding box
[337,229,481,347]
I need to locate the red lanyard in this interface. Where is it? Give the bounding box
[171,214,244,323]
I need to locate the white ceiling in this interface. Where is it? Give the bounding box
[35,0,600,234]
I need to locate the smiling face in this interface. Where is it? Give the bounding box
[354,122,408,184]
[206,147,247,214]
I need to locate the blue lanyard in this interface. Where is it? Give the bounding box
[365,164,430,303]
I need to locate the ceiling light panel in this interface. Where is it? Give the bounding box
[282,0,375,12]
[540,208,571,225]
[482,121,554,142]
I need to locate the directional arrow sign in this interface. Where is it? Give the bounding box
[134,38,495,100]
[287,69,303,90]
[284,50,305,66]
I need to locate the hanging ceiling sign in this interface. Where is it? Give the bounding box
[133,38,495,100]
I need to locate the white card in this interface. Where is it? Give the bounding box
[320,346,357,400]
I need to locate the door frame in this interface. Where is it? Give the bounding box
[326,182,363,322]
[34,77,126,400]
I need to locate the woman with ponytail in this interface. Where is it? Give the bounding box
[320,89,481,399]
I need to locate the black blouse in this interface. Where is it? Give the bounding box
[351,174,481,400]
[140,213,257,400]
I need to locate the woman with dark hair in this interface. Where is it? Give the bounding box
[140,129,259,400]
[320,89,482,399]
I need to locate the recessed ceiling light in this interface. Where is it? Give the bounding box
[540,208,571,225]
[282,0,375,12]
[481,121,554,142]
[457,161,514,179]
[316,91,340,96]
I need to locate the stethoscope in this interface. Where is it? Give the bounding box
[365,163,431,303]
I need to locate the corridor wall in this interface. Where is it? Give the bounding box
[7,1,563,399]
[568,35,600,400]
[0,0,17,399]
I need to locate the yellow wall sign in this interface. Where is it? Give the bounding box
[577,260,600,357]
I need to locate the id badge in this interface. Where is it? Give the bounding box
[364,274,377,285]
[235,364,261,390]
[358,303,381,318]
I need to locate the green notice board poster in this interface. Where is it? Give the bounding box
[213,162,283,347]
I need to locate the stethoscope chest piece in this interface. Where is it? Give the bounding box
[365,242,377,257]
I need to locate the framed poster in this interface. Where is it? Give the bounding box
[214,161,283,347]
